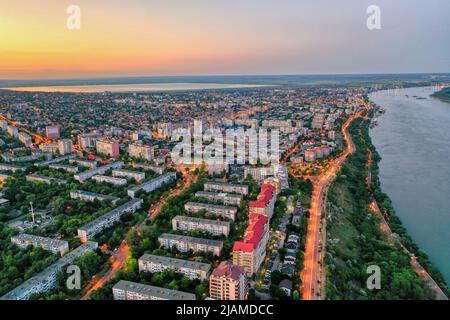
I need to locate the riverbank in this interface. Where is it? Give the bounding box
[325,113,448,299]
[369,87,450,285]
[431,86,450,102]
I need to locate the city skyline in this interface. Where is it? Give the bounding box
[1,0,450,79]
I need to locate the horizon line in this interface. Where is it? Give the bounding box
[2,71,450,83]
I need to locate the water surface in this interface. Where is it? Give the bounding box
[369,86,450,284]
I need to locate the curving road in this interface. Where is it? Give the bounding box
[300,100,367,300]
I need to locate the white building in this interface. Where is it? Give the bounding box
[70,190,120,205]
[45,125,60,139]
[0,164,25,173]
[158,233,223,256]
[112,169,145,182]
[172,215,230,236]
[74,161,124,182]
[6,125,18,137]
[138,254,210,280]
[184,202,237,221]
[204,181,248,196]
[39,142,59,154]
[26,174,67,185]
[69,158,98,169]
[58,139,73,155]
[195,191,242,206]
[128,143,154,160]
[11,234,69,256]
[18,132,33,147]
[112,280,195,301]
[48,164,78,173]
[0,242,98,300]
[78,133,100,149]
[77,198,143,242]
[127,172,176,198]
[92,175,127,186]
[132,163,164,174]
[96,139,119,158]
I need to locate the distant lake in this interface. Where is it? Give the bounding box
[1,83,269,93]
[369,87,450,285]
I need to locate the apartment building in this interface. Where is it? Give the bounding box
[77,198,143,242]
[48,164,78,173]
[232,213,270,275]
[172,215,230,236]
[11,234,69,256]
[184,202,237,221]
[132,163,164,175]
[158,233,223,256]
[18,132,33,147]
[7,125,18,137]
[96,139,120,158]
[0,164,25,173]
[0,120,7,130]
[127,172,176,198]
[77,133,100,150]
[39,142,59,154]
[204,181,248,196]
[261,119,293,128]
[58,139,73,155]
[45,125,60,139]
[195,191,242,206]
[138,254,210,280]
[209,261,247,300]
[0,242,98,300]
[74,161,124,182]
[70,190,120,205]
[112,280,195,301]
[26,174,67,185]
[244,165,289,190]
[249,183,276,218]
[69,158,98,169]
[35,154,77,167]
[128,143,154,160]
[112,169,145,182]
[92,175,127,186]
[311,114,325,129]
[243,166,274,184]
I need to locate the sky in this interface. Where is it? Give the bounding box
[0,0,449,79]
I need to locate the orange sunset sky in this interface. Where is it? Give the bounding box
[1,0,449,79]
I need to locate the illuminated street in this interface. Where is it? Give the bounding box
[300,99,367,300]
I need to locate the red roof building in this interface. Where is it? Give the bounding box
[249,183,276,218]
[232,212,270,275]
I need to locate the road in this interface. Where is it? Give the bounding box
[80,172,196,300]
[300,100,367,300]
[80,243,129,300]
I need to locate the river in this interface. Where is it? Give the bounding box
[369,86,450,284]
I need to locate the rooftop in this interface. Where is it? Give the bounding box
[139,254,210,272]
[159,233,223,247]
[173,215,230,227]
[113,280,196,300]
[233,213,268,253]
[211,261,245,280]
